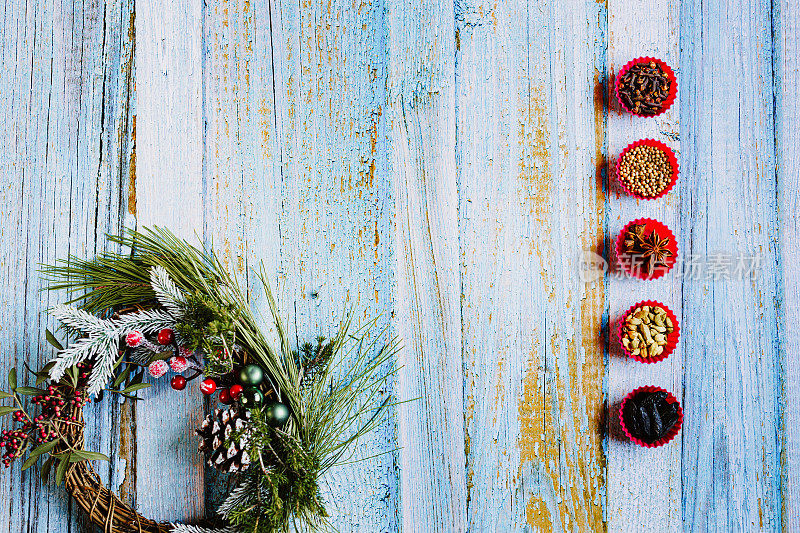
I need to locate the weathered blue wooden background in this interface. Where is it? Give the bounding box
[0,0,797,531]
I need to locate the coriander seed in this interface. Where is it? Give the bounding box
[618,144,674,198]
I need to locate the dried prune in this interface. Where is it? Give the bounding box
[623,390,680,443]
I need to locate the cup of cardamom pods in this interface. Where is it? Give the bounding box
[618,300,680,363]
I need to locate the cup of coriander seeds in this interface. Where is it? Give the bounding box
[616,139,679,199]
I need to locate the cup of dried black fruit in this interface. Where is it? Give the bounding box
[615,218,678,280]
[619,386,683,448]
[615,57,677,117]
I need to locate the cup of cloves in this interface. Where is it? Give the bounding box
[618,300,680,363]
[615,57,677,117]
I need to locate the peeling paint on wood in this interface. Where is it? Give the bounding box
[1,0,798,531]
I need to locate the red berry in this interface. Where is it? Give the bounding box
[229,384,243,400]
[200,378,217,395]
[148,360,169,378]
[157,328,175,345]
[168,356,189,373]
[125,331,144,348]
[218,388,233,405]
[171,375,187,390]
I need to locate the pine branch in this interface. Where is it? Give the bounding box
[115,308,176,333]
[48,306,176,394]
[216,478,257,519]
[50,305,107,334]
[170,525,238,533]
[150,265,185,318]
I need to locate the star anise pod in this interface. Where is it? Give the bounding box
[639,231,672,274]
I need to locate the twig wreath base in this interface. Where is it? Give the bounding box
[61,399,170,533]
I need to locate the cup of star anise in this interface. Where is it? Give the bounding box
[616,218,678,280]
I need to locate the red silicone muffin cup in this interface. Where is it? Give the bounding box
[615,57,677,117]
[615,218,678,280]
[617,300,680,363]
[619,386,683,448]
[615,139,679,200]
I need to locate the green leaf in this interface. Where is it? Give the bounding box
[112,365,132,388]
[28,439,58,460]
[54,454,70,485]
[15,387,47,397]
[21,454,39,472]
[45,329,64,351]
[147,351,172,364]
[70,450,110,463]
[40,455,55,482]
[0,406,20,416]
[0,391,13,399]
[121,383,151,395]
[36,362,56,386]
[112,355,124,372]
[68,366,78,388]
[119,393,144,401]
[8,368,17,391]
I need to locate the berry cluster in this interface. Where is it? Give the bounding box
[1,363,94,468]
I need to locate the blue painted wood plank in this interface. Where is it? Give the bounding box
[679,0,782,529]
[201,0,399,528]
[775,0,800,527]
[387,1,474,531]
[135,0,207,523]
[0,0,135,531]
[605,0,684,529]
[456,0,607,530]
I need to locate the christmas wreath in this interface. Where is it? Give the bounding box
[0,228,398,532]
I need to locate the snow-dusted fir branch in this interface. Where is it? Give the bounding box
[170,525,239,533]
[48,305,176,394]
[150,265,186,318]
[216,478,258,520]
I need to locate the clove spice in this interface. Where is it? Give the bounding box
[618,61,672,116]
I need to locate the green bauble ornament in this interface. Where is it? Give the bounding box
[239,387,264,409]
[239,364,264,386]
[264,401,290,428]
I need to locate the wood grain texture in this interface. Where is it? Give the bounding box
[606,1,684,531]
[0,0,134,531]
[679,0,782,530]
[456,0,607,530]
[2,0,799,531]
[135,0,206,522]
[388,1,469,531]
[775,0,800,528]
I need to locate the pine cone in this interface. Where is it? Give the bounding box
[196,407,252,473]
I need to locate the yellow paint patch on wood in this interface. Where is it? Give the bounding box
[518,84,551,221]
[127,115,137,215]
[526,496,553,533]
